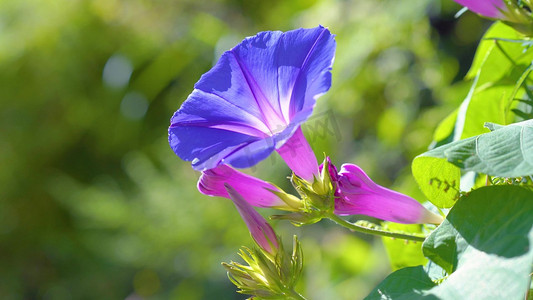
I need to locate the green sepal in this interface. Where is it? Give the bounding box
[270,211,323,226]
[290,161,336,214]
[501,1,533,36]
[266,187,304,212]
[222,235,306,299]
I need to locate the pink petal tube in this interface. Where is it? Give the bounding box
[225,184,279,254]
[454,0,507,19]
[198,165,285,207]
[334,164,442,224]
[276,127,319,182]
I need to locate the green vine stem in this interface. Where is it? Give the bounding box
[327,214,427,242]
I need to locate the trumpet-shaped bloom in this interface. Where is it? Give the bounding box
[169,26,336,181]
[454,0,507,19]
[198,165,285,207]
[330,163,442,224]
[225,184,279,254]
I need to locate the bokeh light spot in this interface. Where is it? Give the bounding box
[120,91,149,120]
[103,54,133,88]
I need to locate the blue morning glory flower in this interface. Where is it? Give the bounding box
[169,26,336,181]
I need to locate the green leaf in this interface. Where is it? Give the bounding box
[364,266,436,300]
[423,119,533,178]
[366,186,533,299]
[411,156,461,208]
[461,42,533,138]
[511,108,533,120]
[432,108,457,147]
[434,22,533,144]
[422,186,533,299]
[465,22,519,80]
[382,223,428,271]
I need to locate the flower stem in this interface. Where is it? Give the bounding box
[327,214,426,242]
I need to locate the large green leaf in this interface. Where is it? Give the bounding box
[382,223,428,271]
[365,186,533,300]
[465,22,520,80]
[364,266,436,300]
[411,156,461,208]
[423,186,533,299]
[433,22,533,145]
[423,120,533,178]
[463,22,533,138]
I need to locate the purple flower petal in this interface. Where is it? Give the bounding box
[225,184,279,254]
[276,127,319,181]
[169,26,336,172]
[454,0,507,19]
[333,164,442,224]
[198,165,286,207]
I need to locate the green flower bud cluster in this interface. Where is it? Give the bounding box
[501,0,533,36]
[222,236,305,300]
[271,158,337,226]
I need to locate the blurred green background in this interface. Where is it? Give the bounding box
[0,0,488,299]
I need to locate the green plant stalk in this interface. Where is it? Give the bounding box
[327,214,426,242]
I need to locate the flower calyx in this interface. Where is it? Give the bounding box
[222,235,305,300]
[272,157,336,226]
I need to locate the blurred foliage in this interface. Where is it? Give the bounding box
[0,0,488,299]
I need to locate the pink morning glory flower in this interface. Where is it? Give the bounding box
[202,159,442,225]
[198,164,285,208]
[168,26,336,181]
[225,184,279,255]
[330,163,443,224]
[454,0,508,19]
